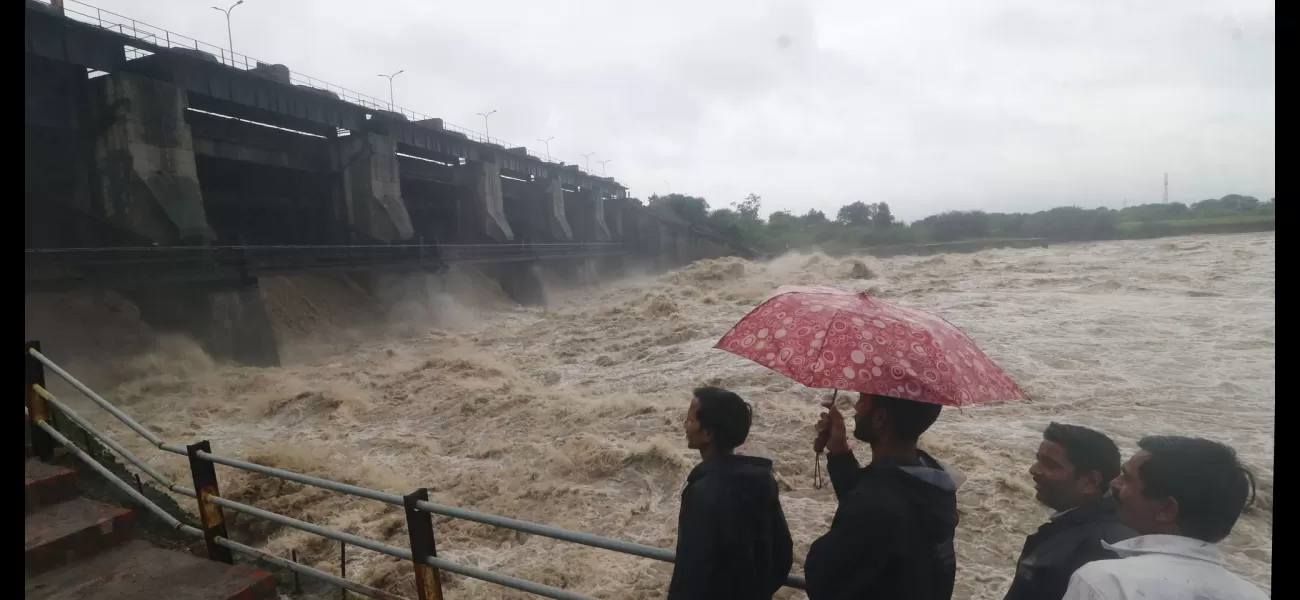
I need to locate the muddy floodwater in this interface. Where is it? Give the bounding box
[31,232,1274,599]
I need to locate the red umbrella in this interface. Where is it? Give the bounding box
[715,285,1030,406]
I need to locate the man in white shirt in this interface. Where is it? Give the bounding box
[1061,436,1268,600]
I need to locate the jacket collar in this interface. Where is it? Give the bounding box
[1050,496,1119,526]
[685,454,773,485]
[1101,534,1223,565]
[868,449,939,470]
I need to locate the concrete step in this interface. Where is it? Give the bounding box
[25,539,278,600]
[25,459,79,515]
[25,497,135,577]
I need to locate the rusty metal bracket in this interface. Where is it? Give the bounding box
[187,440,234,564]
[404,488,445,600]
[25,341,54,461]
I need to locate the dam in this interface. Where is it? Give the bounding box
[25,0,748,366]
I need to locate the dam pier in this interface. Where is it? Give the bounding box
[25,0,745,365]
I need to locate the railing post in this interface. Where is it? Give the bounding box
[186,441,234,564]
[25,341,55,461]
[403,489,445,600]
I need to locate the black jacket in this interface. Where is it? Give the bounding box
[666,455,794,600]
[804,450,959,600]
[1002,497,1136,600]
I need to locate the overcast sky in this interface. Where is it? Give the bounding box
[87,0,1274,220]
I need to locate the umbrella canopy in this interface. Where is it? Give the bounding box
[715,285,1029,407]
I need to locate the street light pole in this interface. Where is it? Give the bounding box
[377,70,404,109]
[663,180,671,194]
[476,110,498,142]
[580,152,596,173]
[211,1,245,58]
[596,159,611,176]
[536,137,555,160]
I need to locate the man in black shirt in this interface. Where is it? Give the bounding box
[667,387,793,600]
[1002,422,1136,600]
[804,393,960,600]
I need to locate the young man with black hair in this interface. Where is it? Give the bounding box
[667,386,793,600]
[1062,436,1267,600]
[1003,423,1136,600]
[803,393,960,600]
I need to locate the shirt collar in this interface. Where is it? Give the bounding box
[1049,507,1075,520]
[1101,534,1223,564]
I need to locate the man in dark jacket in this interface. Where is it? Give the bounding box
[804,393,959,600]
[667,387,793,600]
[1003,422,1136,600]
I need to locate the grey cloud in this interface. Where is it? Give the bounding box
[92,0,1273,220]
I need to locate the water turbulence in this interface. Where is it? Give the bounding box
[25,234,1275,599]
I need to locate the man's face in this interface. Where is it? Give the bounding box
[684,397,710,450]
[852,394,880,443]
[1112,450,1176,534]
[1029,439,1099,512]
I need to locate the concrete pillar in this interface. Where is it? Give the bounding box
[567,189,612,243]
[331,132,415,242]
[588,189,612,242]
[92,73,214,244]
[121,281,280,367]
[208,281,280,367]
[609,200,625,239]
[538,178,573,241]
[494,262,545,306]
[457,159,513,242]
[581,257,600,284]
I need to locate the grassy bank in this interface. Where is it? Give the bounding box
[825,219,1274,258]
[1115,215,1275,237]
[862,237,1049,258]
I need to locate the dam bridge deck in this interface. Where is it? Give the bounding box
[24,242,625,291]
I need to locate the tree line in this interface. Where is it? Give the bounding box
[641,193,1275,254]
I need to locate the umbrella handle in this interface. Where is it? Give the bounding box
[813,389,840,490]
[813,389,839,454]
[813,452,824,490]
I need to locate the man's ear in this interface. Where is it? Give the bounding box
[1078,470,1104,496]
[1153,495,1180,526]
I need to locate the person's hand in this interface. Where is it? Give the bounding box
[815,395,851,455]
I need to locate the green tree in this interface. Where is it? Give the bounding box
[734,194,763,220]
[648,194,710,223]
[872,202,895,229]
[804,209,828,224]
[836,201,875,226]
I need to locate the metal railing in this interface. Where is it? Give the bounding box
[38,0,563,166]
[23,341,808,599]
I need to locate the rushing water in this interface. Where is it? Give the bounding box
[34,232,1274,599]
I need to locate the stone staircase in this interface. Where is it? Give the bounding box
[24,457,279,600]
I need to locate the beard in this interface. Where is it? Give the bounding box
[853,407,878,443]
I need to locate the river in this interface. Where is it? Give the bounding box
[34,232,1274,599]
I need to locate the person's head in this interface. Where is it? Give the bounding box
[1029,423,1121,512]
[684,387,752,456]
[851,393,942,446]
[1112,436,1255,542]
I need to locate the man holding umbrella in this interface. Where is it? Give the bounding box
[803,393,959,600]
[714,286,1033,600]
